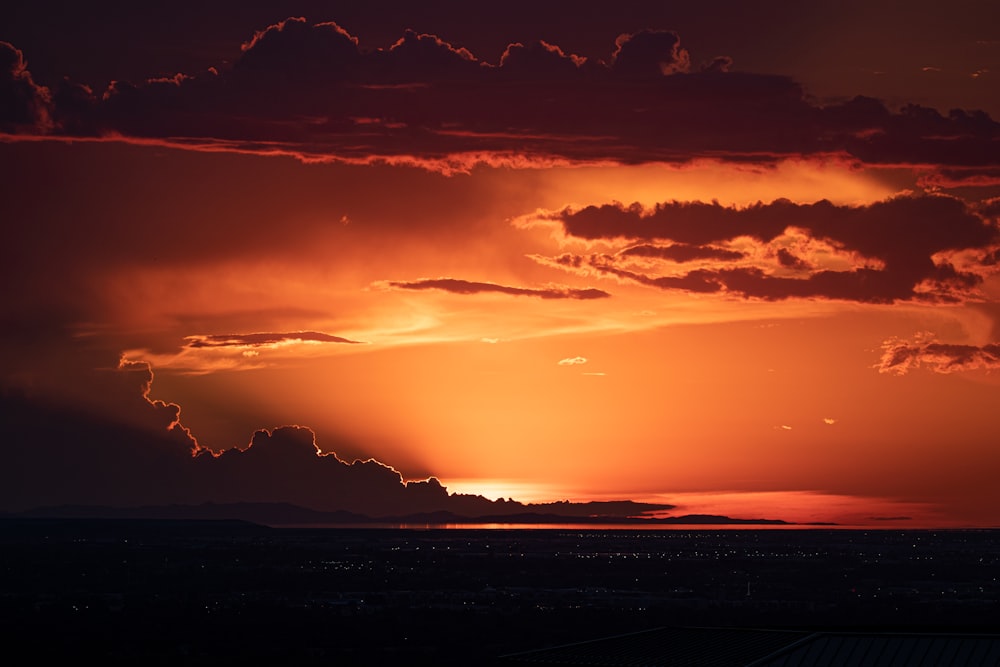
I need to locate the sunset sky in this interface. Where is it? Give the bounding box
[3,1,999,527]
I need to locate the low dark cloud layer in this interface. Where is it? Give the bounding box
[535,195,998,303]
[381,277,611,299]
[0,355,680,517]
[0,358,519,515]
[2,19,997,174]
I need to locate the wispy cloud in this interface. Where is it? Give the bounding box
[877,335,1000,375]
[186,331,364,348]
[378,278,610,300]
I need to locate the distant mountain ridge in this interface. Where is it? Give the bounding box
[6,502,790,526]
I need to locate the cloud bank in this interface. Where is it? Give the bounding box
[0,357,461,514]
[0,355,672,518]
[1,19,997,175]
[528,195,999,304]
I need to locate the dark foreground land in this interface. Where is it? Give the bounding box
[1,519,997,665]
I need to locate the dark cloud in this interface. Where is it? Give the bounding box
[716,266,918,303]
[559,195,994,260]
[233,18,486,85]
[0,41,50,131]
[776,248,810,270]
[0,358,469,515]
[0,379,441,515]
[611,30,690,77]
[381,277,611,299]
[1,354,676,517]
[582,260,725,294]
[559,200,792,244]
[203,426,449,515]
[538,195,998,303]
[2,20,996,171]
[185,331,364,348]
[620,242,745,263]
[376,28,485,82]
[877,337,1000,375]
[235,18,362,82]
[498,40,589,80]
[917,167,1000,190]
[578,260,981,304]
[1,358,198,510]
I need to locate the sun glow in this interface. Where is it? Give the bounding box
[443,479,573,504]
[533,159,907,211]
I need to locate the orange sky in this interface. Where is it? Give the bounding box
[2,3,999,526]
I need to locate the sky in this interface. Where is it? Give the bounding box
[2,1,999,527]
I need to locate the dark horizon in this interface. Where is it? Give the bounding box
[2,516,997,664]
